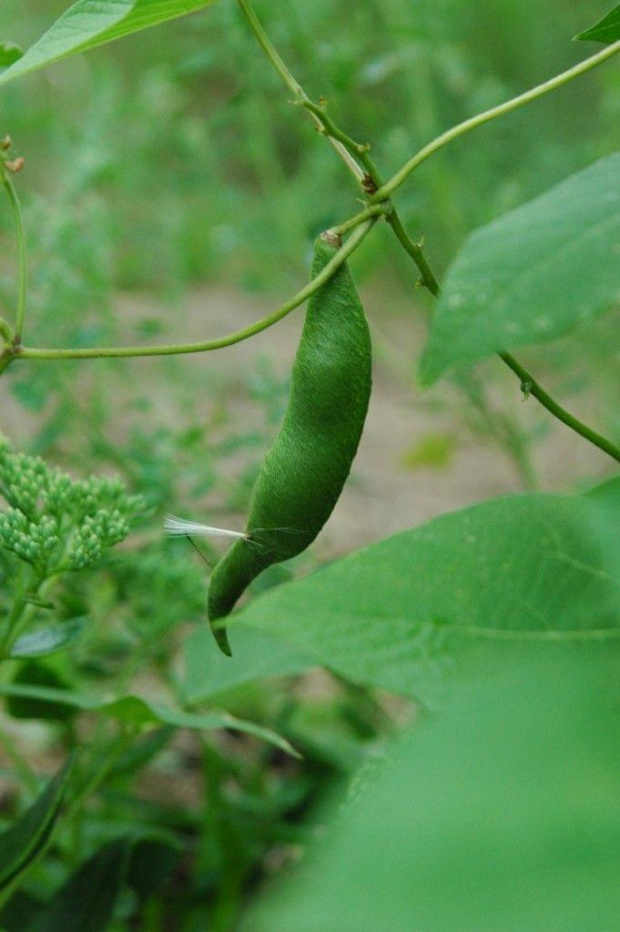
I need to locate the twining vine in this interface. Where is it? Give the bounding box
[0,5,619,463]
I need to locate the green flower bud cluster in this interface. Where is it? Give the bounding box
[0,437,144,576]
[68,508,130,570]
[0,508,59,567]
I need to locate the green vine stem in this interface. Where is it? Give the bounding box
[499,352,620,463]
[237,0,620,465]
[334,202,389,236]
[0,314,13,343]
[11,217,378,363]
[237,0,365,182]
[1,174,27,340]
[372,40,620,203]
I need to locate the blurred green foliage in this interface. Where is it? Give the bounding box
[1,0,618,294]
[1,0,617,474]
[0,2,619,928]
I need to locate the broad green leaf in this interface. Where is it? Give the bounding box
[32,838,131,932]
[576,5,620,43]
[227,485,620,705]
[0,758,73,895]
[182,624,315,704]
[420,154,620,384]
[0,684,298,757]
[0,0,217,88]
[244,653,620,932]
[0,43,23,68]
[10,619,86,659]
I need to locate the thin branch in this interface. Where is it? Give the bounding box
[237,0,365,181]
[499,351,620,463]
[2,176,28,339]
[15,220,376,363]
[372,41,620,202]
[334,202,389,236]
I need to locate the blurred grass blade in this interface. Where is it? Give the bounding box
[0,758,73,895]
[575,5,620,43]
[32,838,131,932]
[0,0,218,87]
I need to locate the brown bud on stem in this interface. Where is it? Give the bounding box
[4,157,24,173]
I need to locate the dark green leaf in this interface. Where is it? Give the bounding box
[244,652,620,932]
[0,758,73,895]
[10,619,86,659]
[0,891,44,931]
[229,485,620,705]
[32,839,131,932]
[420,154,620,384]
[575,5,620,43]
[126,837,182,901]
[0,0,218,88]
[0,43,23,68]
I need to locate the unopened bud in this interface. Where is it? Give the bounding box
[4,156,24,173]
[1,136,11,151]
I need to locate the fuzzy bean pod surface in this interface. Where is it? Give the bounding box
[207,233,372,655]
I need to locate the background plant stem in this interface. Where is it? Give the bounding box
[2,176,27,340]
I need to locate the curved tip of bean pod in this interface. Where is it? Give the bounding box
[210,620,233,657]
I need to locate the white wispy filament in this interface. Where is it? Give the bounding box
[164,514,248,541]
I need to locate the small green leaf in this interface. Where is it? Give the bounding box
[32,839,131,932]
[244,653,620,932]
[99,696,300,758]
[420,154,620,384]
[229,484,620,705]
[0,0,217,88]
[0,758,73,895]
[0,684,298,757]
[575,5,620,43]
[0,43,23,68]
[10,619,86,659]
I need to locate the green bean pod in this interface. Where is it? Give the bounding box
[208,232,372,655]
